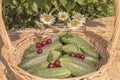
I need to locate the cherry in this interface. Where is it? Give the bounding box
[37,48,43,54]
[48,63,55,68]
[75,54,81,58]
[80,54,85,60]
[41,41,47,46]
[36,42,42,48]
[54,60,60,67]
[46,39,52,44]
[69,52,75,57]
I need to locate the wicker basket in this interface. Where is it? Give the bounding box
[0,0,120,80]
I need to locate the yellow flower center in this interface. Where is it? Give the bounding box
[71,21,78,27]
[60,14,66,19]
[44,15,51,22]
[75,16,81,21]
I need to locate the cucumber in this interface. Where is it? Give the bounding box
[23,41,62,59]
[60,57,97,76]
[31,67,71,79]
[23,34,61,59]
[23,44,38,59]
[18,41,62,70]
[18,52,48,70]
[63,54,99,65]
[27,61,49,73]
[60,32,99,58]
[62,44,82,54]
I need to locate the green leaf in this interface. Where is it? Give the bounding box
[45,0,52,12]
[51,0,59,10]
[66,2,75,12]
[59,0,67,7]
[47,51,61,63]
[31,1,38,12]
[76,0,85,5]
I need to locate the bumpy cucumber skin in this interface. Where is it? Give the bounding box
[31,68,71,79]
[63,54,99,65]
[60,57,97,76]
[23,41,62,59]
[23,34,60,59]
[27,61,49,73]
[60,32,99,58]
[18,41,62,70]
[62,43,99,65]
[23,44,37,59]
[62,44,82,54]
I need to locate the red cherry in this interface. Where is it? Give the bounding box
[41,41,47,46]
[54,60,60,67]
[75,54,81,58]
[80,54,85,60]
[36,42,42,48]
[48,63,55,68]
[46,39,52,44]
[37,48,43,54]
[69,52,75,57]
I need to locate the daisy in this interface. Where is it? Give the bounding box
[72,13,86,24]
[58,12,69,21]
[67,20,82,30]
[40,13,55,26]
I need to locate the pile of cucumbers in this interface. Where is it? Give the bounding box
[18,32,100,79]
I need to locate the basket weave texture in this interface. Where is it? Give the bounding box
[0,0,120,80]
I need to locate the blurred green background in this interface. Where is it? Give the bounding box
[2,0,114,30]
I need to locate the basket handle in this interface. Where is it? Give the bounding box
[0,0,12,48]
[0,0,120,49]
[110,0,120,49]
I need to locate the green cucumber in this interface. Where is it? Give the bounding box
[18,52,48,70]
[18,41,62,70]
[62,44,82,54]
[27,61,49,73]
[31,67,71,79]
[63,54,99,65]
[23,41,62,59]
[60,32,99,58]
[60,57,97,76]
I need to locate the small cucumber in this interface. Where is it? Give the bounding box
[23,41,62,59]
[18,53,48,70]
[27,61,49,73]
[62,44,82,54]
[63,54,99,65]
[18,41,62,70]
[23,44,38,59]
[60,32,99,58]
[31,67,71,79]
[60,57,97,76]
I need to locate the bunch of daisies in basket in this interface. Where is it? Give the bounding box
[40,12,86,30]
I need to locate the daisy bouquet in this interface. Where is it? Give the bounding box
[39,12,86,30]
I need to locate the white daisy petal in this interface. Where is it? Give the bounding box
[67,20,82,30]
[58,12,69,21]
[40,13,55,26]
[72,13,86,24]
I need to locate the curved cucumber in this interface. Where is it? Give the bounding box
[27,61,49,73]
[60,57,97,76]
[63,54,99,65]
[23,41,62,59]
[60,32,99,58]
[18,41,62,70]
[31,68,71,79]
